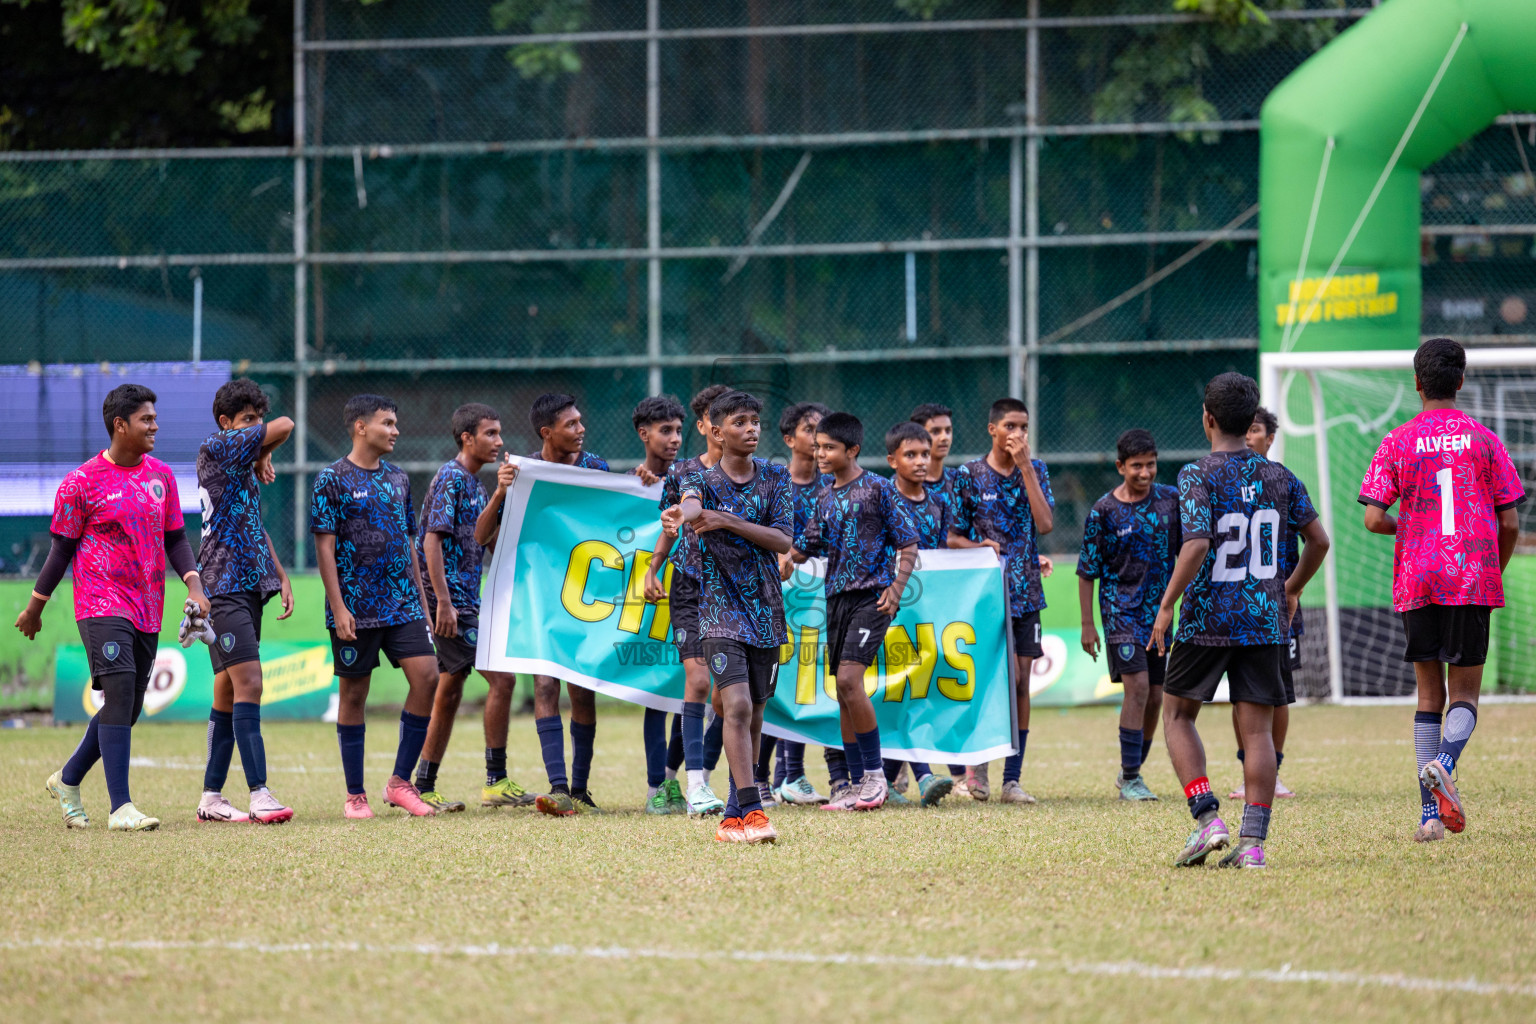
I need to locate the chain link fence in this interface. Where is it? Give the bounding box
[6,0,1534,571]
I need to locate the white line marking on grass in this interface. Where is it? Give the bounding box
[4,938,1532,999]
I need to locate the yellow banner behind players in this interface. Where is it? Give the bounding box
[261,646,335,704]
[1274,272,1398,326]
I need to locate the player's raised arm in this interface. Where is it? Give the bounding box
[1008,428,1055,536]
[260,415,295,456]
[475,456,518,548]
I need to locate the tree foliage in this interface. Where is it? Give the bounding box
[2,0,261,75]
[0,0,289,148]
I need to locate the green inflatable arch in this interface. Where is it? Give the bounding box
[1259,0,1536,353]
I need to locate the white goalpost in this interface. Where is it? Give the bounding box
[1260,347,1536,704]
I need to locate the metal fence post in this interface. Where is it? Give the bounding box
[1007,125,1023,404]
[292,0,310,570]
[646,0,663,397]
[1025,0,1041,447]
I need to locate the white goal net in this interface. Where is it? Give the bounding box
[1260,348,1536,702]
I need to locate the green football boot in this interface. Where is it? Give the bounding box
[662,778,687,814]
[107,802,160,832]
[1118,774,1159,802]
[418,790,466,813]
[45,770,89,828]
[481,776,538,807]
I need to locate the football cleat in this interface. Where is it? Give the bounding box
[196,791,251,823]
[45,770,89,829]
[1175,816,1230,867]
[107,802,160,832]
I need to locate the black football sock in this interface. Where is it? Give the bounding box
[1118,727,1143,776]
[336,723,366,795]
[392,711,430,783]
[61,714,102,787]
[485,746,507,785]
[232,702,266,789]
[642,707,667,788]
[535,715,568,793]
[570,720,596,792]
[203,709,234,792]
[99,723,133,812]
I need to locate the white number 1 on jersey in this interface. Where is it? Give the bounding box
[1435,467,1454,536]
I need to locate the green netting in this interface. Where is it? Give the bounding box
[0,0,1517,576]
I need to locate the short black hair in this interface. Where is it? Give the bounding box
[211,377,269,424]
[1415,337,1466,401]
[778,401,831,438]
[342,393,397,433]
[885,421,930,455]
[451,402,499,449]
[909,402,952,427]
[691,384,733,420]
[632,395,686,430]
[817,411,863,451]
[531,392,578,435]
[1252,406,1279,437]
[103,383,157,438]
[1203,372,1260,437]
[988,397,1028,424]
[1116,428,1158,462]
[707,389,763,424]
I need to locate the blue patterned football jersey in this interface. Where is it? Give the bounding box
[310,457,423,630]
[415,458,489,614]
[1174,449,1318,647]
[895,487,952,550]
[679,459,793,647]
[790,472,834,539]
[1076,483,1181,646]
[197,423,281,597]
[928,465,963,519]
[660,455,710,581]
[798,472,922,597]
[1276,461,1311,638]
[952,457,1055,617]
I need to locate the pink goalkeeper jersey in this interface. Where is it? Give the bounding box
[50,453,184,632]
[1359,408,1526,612]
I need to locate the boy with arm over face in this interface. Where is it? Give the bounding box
[947,398,1055,804]
[194,378,296,824]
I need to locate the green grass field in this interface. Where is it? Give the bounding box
[2,702,1533,1023]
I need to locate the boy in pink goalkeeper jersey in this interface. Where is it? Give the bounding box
[1359,338,1525,843]
[16,384,208,832]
